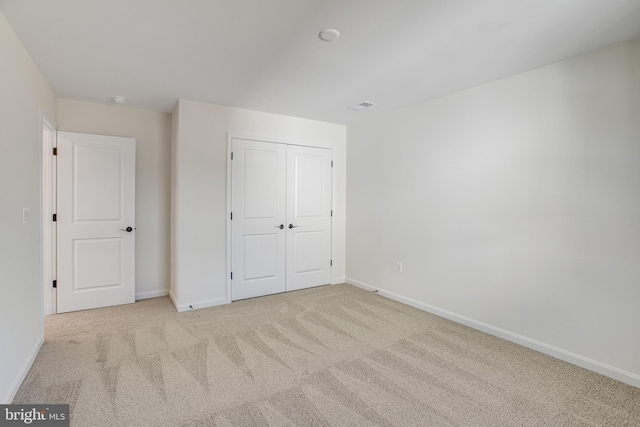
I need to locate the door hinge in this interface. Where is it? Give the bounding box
[331,160,333,167]
[330,260,333,266]
[52,280,57,288]
[230,212,233,220]
[331,210,333,217]
[231,152,234,160]
[52,214,57,222]
[230,272,233,280]
[52,147,57,156]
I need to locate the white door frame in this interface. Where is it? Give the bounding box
[41,116,57,316]
[226,133,335,303]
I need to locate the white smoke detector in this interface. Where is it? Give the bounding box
[112,96,127,104]
[319,29,340,41]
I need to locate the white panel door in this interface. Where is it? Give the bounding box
[286,145,332,291]
[57,132,136,313]
[231,139,287,301]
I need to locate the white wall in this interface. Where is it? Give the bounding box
[347,39,640,386]
[171,99,346,310]
[57,99,172,300]
[0,11,57,402]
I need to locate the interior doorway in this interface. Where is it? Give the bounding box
[42,130,137,314]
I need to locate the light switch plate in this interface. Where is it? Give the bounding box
[23,208,31,224]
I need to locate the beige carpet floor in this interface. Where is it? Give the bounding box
[14,284,640,426]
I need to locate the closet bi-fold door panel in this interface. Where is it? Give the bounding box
[285,144,332,291]
[231,139,287,301]
[231,138,332,301]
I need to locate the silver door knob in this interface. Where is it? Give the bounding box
[119,226,134,232]
[276,224,284,229]
[288,224,298,229]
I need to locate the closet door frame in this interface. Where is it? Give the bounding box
[226,133,335,303]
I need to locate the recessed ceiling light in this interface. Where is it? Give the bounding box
[319,29,340,42]
[348,101,376,111]
[112,96,127,104]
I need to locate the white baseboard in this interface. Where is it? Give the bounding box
[332,276,346,285]
[3,334,43,404]
[135,289,170,301]
[170,292,227,313]
[347,278,377,292]
[345,277,640,389]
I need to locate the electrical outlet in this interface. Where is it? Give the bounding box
[396,261,403,273]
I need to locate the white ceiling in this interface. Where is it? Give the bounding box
[2,0,640,124]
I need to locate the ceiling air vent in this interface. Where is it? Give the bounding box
[348,101,376,111]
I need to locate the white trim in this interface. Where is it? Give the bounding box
[227,133,335,303]
[169,288,226,313]
[227,132,336,150]
[332,276,346,285]
[345,277,640,388]
[346,278,377,292]
[41,115,56,317]
[135,289,170,300]
[226,134,233,304]
[330,149,336,289]
[173,297,227,313]
[3,334,43,404]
